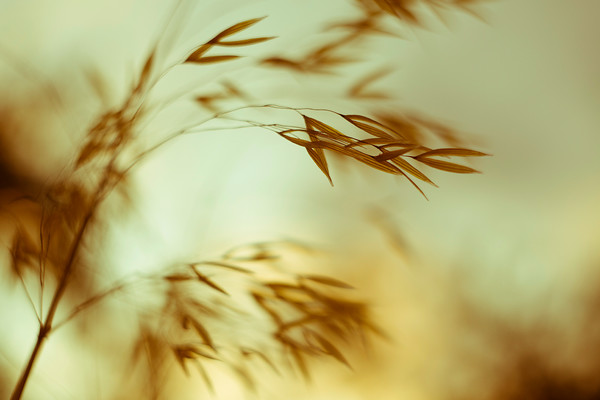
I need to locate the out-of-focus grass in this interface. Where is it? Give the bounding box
[1,0,600,399]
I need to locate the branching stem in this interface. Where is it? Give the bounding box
[10,159,116,400]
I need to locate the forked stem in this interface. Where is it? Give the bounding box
[10,165,112,400]
[9,211,95,399]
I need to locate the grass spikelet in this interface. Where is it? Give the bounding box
[185,16,273,63]
[2,1,489,398]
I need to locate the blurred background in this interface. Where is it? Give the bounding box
[1,0,600,398]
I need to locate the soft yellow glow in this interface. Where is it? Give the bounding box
[1,0,599,399]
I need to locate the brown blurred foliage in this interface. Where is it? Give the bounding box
[0,0,495,398]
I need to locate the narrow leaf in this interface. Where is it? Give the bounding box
[301,275,354,289]
[416,158,479,174]
[398,170,428,200]
[252,292,282,325]
[343,148,400,174]
[261,57,304,71]
[290,347,310,381]
[190,319,215,350]
[241,348,280,374]
[375,148,417,161]
[188,344,218,360]
[303,115,345,138]
[309,331,351,368]
[173,347,190,375]
[278,130,312,147]
[187,55,241,64]
[345,138,404,148]
[307,147,332,185]
[182,316,216,351]
[348,68,391,98]
[417,148,488,158]
[268,283,314,303]
[390,157,435,184]
[164,273,193,282]
[193,270,229,295]
[134,48,155,92]
[231,365,256,391]
[185,44,213,62]
[342,114,395,139]
[301,116,334,184]
[193,360,215,394]
[213,17,267,41]
[216,37,276,46]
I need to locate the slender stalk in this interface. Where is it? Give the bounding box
[8,325,49,400]
[10,205,97,400]
[10,163,114,400]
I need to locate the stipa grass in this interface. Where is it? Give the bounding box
[1,0,488,398]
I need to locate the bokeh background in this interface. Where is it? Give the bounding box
[1,0,600,398]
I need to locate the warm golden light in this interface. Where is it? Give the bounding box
[1,0,599,399]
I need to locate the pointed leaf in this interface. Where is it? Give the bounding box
[303,115,345,138]
[240,348,280,374]
[343,147,400,174]
[300,117,335,184]
[212,17,267,41]
[307,147,332,185]
[164,273,194,282]
[187,55,241,64]
[268,283,314,303]
[193,360,215,394]
[416,158,479,174]
[190,319,215,350]
[345,138,408,148]
[252,292,282,325]
[185,44,213,62]
[134,48,155,92]
[173,347,190,375]
[390,157,435,184]
[193,269,229,295]
[231,365,256,391]
[278,130,312,147]
[417,148,488,158]
[375,148,417,161]
[261,57,304,71]
[188,345,218,360]
[342,114,395,139]
[301,275,354,289]
[216,36,276,46]
[398,170,428,200]
[290,347,310,381]
[305,330,351,368]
